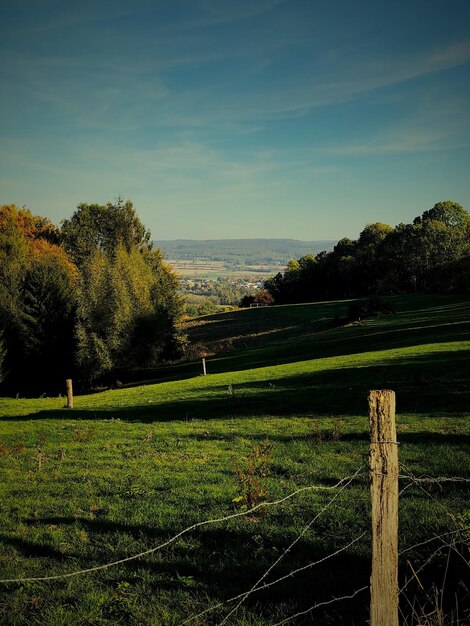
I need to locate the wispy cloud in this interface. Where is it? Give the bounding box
[171,39,470,123]
[8,1,146,35]
[319,93,470,157]
[1,1,469,238]
[323,133,470,157]
[182,0,284,28]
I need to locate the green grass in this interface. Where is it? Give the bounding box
[122,293,470,385]
[0,294,469,625]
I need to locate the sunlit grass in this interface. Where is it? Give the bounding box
[0,294,469,625]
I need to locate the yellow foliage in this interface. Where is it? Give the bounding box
[0,204,78,281]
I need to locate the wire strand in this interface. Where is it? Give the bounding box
[181,532,367,625]
[270,585,369,626]
[0,471,363,585]
[216,467,364,625]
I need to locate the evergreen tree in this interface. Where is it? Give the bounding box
[0,205,78,392]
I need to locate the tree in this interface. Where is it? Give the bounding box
[429,254,470,293]
[18,254,77,386]
[64,201,186,383]
[354,223,393,293]
[61,197,152,266]
[404,203,469,289]
[0,204,78,392]
[264,272,287,304]
[263,201,468,305]
[416,201,469,229]
[239,289,274,308]
[0,332,6,384]
[1,200,184,391]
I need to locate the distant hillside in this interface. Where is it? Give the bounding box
[154,238,336,266]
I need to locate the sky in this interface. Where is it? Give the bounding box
[1,0,470,240]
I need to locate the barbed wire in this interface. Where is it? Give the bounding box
[216,467,364,625]
[398,462,469,600]
[3,448,467,625]
[398,469,470,497]
[270,585,369,626]
[180,468,365,625]
[399,511,468,597]
[399,463,467,528]
[181,532,367,625]
[400,543,451,595]
[0,470,363,585]
[399,529,467,556]
[399,474,470,485]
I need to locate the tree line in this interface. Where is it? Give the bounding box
[262,201,470,305]
[182,277,257,315]
[0,199,185,394]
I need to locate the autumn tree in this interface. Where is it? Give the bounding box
[1,200,185,391]
[0,205,78,392]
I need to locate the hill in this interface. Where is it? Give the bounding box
[155,238,336,266]
[0,294,469,625]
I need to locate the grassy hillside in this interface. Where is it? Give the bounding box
[0,295,469,625]
[121,293,470,385]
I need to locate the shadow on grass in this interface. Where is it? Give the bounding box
[210,431,470,447]
[119,299,470,387]
[16,515,371,622]
[12,507,468,623]
[0,534,72,561]
[7,349,470,424]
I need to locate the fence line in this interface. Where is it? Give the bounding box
[212,468,364,625]
[2,389,468,625]
[270,585,369,626]
[217,468,364,625]
[0,471,364,585]
[397,465,469,624]
[399,542,453,596]
[399,474,470,485]
[399,530,469,597]
[399,528,466,556]
[399,463,468,528]
[182,532,367,625]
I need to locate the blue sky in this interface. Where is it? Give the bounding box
[1,0,470,240]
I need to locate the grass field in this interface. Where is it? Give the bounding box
[166,259,284,278]
[0,295,469,625]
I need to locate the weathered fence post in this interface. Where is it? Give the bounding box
[65,379,74,409]
[202,357,207,376]
[369,389,399,626]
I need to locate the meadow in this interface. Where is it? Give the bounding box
[0,294,469,625]
[166,259,283,278]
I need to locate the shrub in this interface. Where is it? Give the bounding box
[234,439,274,511]
[347,296,395,323]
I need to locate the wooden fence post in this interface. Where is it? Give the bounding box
[66,379,74,409]
[202,357,207,376]
[369,389,399,626]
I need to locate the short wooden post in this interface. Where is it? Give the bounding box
[202,357,207,376]
[65,379,74,409]
[369,389,399,626]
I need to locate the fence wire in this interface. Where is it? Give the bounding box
[397,462,469,625]
[0,469,364,585]
[182,467,365,625]
[2,442,468,625]
[270,585,369,626]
